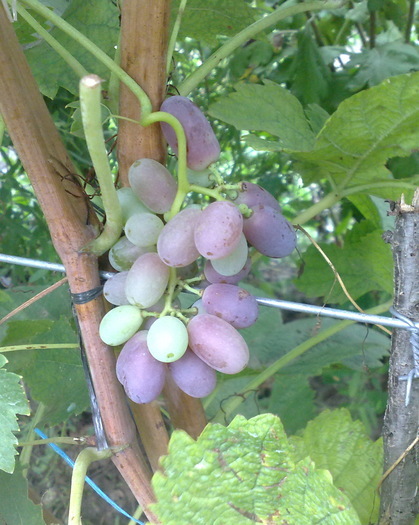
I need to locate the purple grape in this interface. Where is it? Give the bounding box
[128,159,177,214]
[194,201,243,260]
[116,331,166,404]
[204,257,251,285]
[157,207,201,267]
[231,181,280,211]
[103,271,129,306]
[168,349,217,398]
[160,96,220,171]
[187,314,249,374]
[125,252,170,308]
[202,283,259,329]
[243,204,296,258]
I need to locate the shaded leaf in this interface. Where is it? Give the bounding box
[25,0,119,98]
[152,414,360,524]
[290,409,382,524]
[295,222,393,303]
[0,464,45,524]
[171,0,255,46]
[0,355,30,473]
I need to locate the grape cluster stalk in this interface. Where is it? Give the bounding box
[100,96,297,403]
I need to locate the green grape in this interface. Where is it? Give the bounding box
[147,316,188,363]
[99,305,143,346]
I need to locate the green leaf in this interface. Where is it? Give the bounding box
[295,222,393,302]
[171,0,256,46]
[0,464,45,524]
[292,72,419,191]
[305,103,330,135]
[2,318,88,425]
[152,414,360,524]
[290,409,383,524]
[289,26,331,105]
[209,81,315,151]
[0,355,30,473]
[24,0,119,98]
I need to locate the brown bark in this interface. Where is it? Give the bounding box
[380,194,419,524]
[0,5,158,522]
[118,0,207,440]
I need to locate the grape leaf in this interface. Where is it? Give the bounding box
[152,414,361,524]
[295,222,393,303]
[290,409,383,524]
[209,81,316,151]
[1,318,89,426]
[0,464,45,524]
[171,0,256,46]
[0,354,30,474]
[292,71,419,192]
[24,0,119,98]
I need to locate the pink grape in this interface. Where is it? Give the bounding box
[103,271,129,306]
[128,159,177,213]
[194,201,243,259]
[160,96,220,171]
[125,252,170,308]
[168,349,216,398]
[157,207,201,267]
[116,331,166,404]
[243,204,296,258]
[231,181,280,211]
[202,283,259,329]
[187,314,249,374]
[204,257,251,284]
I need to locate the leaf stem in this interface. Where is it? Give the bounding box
[405,0,416,43]
[16,0,153,117]
[15,4,88,78]
[79,75,123,255]
[293,190,341,225]
[68,446,118,525]
[213,301,392,423]
[0,343,79,352]
[177,0,342,95]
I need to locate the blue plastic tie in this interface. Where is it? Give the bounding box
[34,428,145,525]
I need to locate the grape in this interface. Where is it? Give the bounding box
[230,181,280,211]
[168,349,216,398]
[211,232,248,276]
[157,207,201,267]
[117,187,151,221]
[125,253,170,308]
[128,159,177,213]
[109,236,155,272]
[99,305,143,346]
[192,298,206,315]
[187,168,214,188]
[116,331,166,403]
[147,316,188,362]
[243,205,296,258]
[202,283,258,329]
[125,212,164,248]
[204,257,251,285]
[103,271,129,306]
[187,314,249,374]
[160,96,220,171]
[194,201,243,259]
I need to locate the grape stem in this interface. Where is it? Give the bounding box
[79,75,123,255]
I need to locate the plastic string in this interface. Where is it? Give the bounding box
[34,428,145,525]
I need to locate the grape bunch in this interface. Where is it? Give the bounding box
[99,96,296,404]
